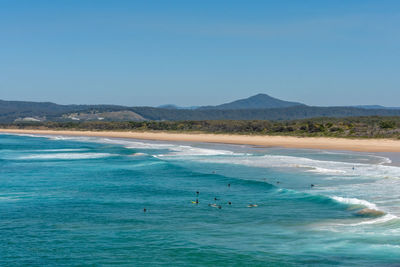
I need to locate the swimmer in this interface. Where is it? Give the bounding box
[143,208,147,213]
[228,201,232,205]
[228,183,231,187]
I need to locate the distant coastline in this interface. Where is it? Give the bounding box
[1,129,400,152]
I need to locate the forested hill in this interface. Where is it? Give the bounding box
[0,100,127,122]
[1,94,400,123]
[198,93,304,109]
[130,106,400,121]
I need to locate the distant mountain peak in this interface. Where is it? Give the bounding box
[199,93,305,110]
[157,104,179,109]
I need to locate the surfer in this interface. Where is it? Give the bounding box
[247,204,258,208]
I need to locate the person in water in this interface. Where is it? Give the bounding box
[214,197,219,201]
[228,201,232,205]
[196,191,199,196]
[228,183,231,187]
[143,208,147,213]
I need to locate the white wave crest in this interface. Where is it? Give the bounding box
[330,196,399,226]
[331,196,378,210]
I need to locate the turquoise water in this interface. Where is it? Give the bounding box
[1,133,400,266]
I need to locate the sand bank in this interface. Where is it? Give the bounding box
[1,129,400,152]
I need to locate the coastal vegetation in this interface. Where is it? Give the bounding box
[2,116,400,139]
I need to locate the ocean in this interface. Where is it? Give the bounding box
[1,133,399,266]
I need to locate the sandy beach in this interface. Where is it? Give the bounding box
[1,128,400,152]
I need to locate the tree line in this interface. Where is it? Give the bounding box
[2,116,400,139]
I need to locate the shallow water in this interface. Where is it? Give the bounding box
[1,133,400,266]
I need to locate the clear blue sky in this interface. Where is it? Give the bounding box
[1,0,399,107]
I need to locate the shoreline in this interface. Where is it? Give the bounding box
[1,129,400,153]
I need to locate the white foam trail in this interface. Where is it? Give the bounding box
[318,150,392,165]
[304,166,347,175]
[11,134,239,156]
[100,138,174,149]
[196,154,400,179]
[35,149,87,152]
[99,138,240,156]
[96,137,240,156]
[19,153,113,160]
[157,145,240,157]
[348,214,398,226]
[0,196,19,202]
[376,156,393,165]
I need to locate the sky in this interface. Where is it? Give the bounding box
[0,0,399,107]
